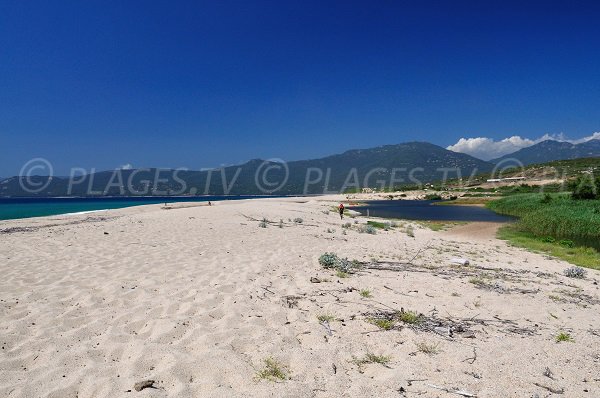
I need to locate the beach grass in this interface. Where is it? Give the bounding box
[496,224,600,270]
[487,193,600,242]
[488,193,600,269]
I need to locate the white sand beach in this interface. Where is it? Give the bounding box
[1,196,599,397]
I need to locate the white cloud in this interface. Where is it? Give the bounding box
[447,132,600,160]
[118,163,133,170]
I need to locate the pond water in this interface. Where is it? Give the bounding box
[347,200,514,222]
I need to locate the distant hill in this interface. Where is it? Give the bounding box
[491,139,600,165]
[0,142,493,197]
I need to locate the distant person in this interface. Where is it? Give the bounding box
[208,201,212,206]
[338,203,345,219]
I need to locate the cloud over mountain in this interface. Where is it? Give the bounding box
[447,132,600,160]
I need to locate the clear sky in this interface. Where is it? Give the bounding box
[1,1,600,176]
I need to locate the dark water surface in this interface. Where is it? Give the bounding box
[348,200,514,222]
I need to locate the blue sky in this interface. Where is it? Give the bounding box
[1,1,600,175]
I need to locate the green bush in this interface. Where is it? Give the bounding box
[424,194,443,200]
[318,252,339,269]
[570,175,600,200]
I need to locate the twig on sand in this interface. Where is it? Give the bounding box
[427,384,477,397]
[533,382,564,394]
[320,320,333,336]
[462,347,477,364]
[260,286,276,296]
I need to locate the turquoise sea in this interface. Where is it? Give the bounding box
[0,196,273,221]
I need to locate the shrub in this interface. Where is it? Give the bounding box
[318,252,339,269]
[541,193,553,204]
[563,266,587,279]
[570,175,600,200]
[424,194,443,200]
[406,225,415,237]
[358,225,377,235]
[342,222,352,229]
[293,217,303,223]
[559,239,574,248]
[541,236,555,243]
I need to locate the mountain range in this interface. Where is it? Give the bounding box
[0,142,491,197]
[2,139,600,197]
[491,139,600,165]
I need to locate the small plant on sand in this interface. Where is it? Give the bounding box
[259,219,267,228]
[293,217,303,223]
[406,225,415,237]
[358,225,377,235]
[352,353,391,371]
[336,270,349,278]
[317,314,336,323]
[319,252,340,269]
[416,341,440,355]
[342,222,352,229]
[359,289,372,298]
[319,252,360,276]
[563,266,587,279]
[397,309,422,325]
[278,219,283,228]
[256,357,288,381]
[326,228,335,233]
[556,332,573,343]
[469,277,488,287]
[368,318,395,330]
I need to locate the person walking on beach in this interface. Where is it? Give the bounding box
[338,203,345,220]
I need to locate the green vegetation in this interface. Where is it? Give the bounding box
[570,175,600,200]
[424,193,443,200]
[359,289,372,298]
[336,270,349,278]
[555,332,574,343]
[352,353,391,370]
[496,225,600,270]
[415,220,465,231]
[366,220,393,230]
[369,318,395,330]
[397,309,422,325]
[488,193,600,249]
[317,314,336,323]
[256,357,289,381]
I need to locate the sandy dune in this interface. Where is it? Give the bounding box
[1,196,599,397]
